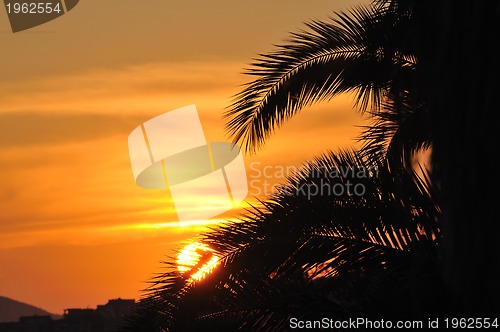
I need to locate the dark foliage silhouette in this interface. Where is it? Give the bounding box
[120,152,440,331]
[412,0,500,315]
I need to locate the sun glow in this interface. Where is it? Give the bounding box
[176,242,219,281]
[123,219,229,230]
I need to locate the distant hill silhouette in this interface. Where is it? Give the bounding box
[0,296,61,323]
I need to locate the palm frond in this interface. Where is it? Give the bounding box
[359,90,432,170]
[119,150,440,331]
[225,5,416,153]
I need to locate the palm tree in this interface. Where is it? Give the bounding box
[119,2,443,331]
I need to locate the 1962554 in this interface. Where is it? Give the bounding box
[5,2,63,14]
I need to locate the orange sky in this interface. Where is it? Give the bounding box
[0,0,368,313]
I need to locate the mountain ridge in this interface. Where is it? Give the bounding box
[0,296,62,323]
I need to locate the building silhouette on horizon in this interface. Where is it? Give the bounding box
[0,298,135,332]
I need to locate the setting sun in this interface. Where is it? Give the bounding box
[176,242,219,281]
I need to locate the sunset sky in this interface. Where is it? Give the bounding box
[0,0,368,314]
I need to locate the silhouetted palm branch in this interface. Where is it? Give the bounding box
[225,5,417,154]
[359,91,432,170]
[120,150,440,331]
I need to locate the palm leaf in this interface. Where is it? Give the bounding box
[225,5,416,153]
[359,90,432,170]
[119,150,440,331]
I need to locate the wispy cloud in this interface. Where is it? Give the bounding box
[0,112,144,148]
[0,61,245,114]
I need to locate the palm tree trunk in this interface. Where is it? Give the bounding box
[416,0,500,315]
